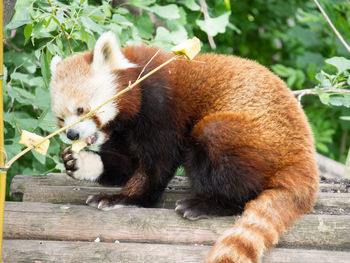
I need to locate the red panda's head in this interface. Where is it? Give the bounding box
[50,32,135,146]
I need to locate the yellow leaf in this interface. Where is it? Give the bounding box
[71,140,87,153]
[171,37,201,60]
[18,130,50,155]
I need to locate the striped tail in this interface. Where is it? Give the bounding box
[205,162,319,263]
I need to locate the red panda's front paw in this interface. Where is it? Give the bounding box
[61,148,103,182]
[61,147,77,178]
[86,194,132,211]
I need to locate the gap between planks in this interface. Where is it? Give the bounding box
[3,239,350,263]
[10,174,350,210]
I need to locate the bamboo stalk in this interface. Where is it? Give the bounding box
[3,55,179,170]
[0,0,5,261]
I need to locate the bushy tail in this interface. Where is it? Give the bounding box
[205,163,318,263]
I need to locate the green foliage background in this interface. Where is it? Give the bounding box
[3,0,350,198]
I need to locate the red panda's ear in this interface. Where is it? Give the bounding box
[92,31,134,72]
[50,55,62,75]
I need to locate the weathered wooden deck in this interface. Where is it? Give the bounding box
[2,157,350,262]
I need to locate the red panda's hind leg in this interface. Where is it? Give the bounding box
[178,112,267,220]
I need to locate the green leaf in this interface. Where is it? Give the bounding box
[318,92,330,105]
[325,57,350,73]
[80,16,104,35]
[5,85,35,105]
[184,0,200,11]
[31,150,47,165]
[315,72,332,89]
[6,19,32,30]
[4,51,37,73]
[152,27,173,50]
[149,4,180,19]
[24,23,33,44]
[4,139,22,160]
[136,14,154,39]
[55,9,65,24]
[10,72,43,87]
[33,107,50,132]
[46,42,61,56]
[271,64,291,77]
[224,0,231,10]
[33,86,51,110]
[40,51,51,89]
[196,12,230,36]
[129,0,156,9]
[316,142,329,153]
[111,14,133,27]
[340,116,350,121]
[6,0,32,30]
[227,22,241,34]
[328,94,350,108]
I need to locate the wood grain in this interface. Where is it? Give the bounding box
[3,239,350,263]
[10,174,350,209]
[4,202,350,249]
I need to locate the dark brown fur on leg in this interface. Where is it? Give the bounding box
[177,112,273,220]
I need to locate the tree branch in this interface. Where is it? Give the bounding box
[47,0,73,54]
[313,0,350,53]
[199,0,216,50]
[293,85,350,102]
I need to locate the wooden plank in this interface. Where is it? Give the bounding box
[4,202,350,249]
[21,185,190,209]
[3,239,350,263]
[17,184,350,211]
[316,192,350,209]
[316,153,345,179]
[10,173,347,198]
[10,174,350,210]
[10,173,190,199]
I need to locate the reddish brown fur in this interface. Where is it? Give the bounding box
[54,43,318,263]
[119,46,318,263]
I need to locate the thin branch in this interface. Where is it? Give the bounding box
[340,130,348,159]
[136,50,160,82]
[314,0,350,53]
[293,86,350,102]
[199,0,216,50]
[60,25,73,54]
[47,0,73,54]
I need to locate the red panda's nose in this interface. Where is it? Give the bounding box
[67,129,80,140]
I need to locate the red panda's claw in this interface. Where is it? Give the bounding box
[62,147,77,178]
[86,194,130,211]
[175,198,213,220]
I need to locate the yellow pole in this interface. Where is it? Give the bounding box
[0,0,5,261]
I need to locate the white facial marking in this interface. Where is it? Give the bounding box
[65,117,97,140]
[86,72,119,126]
[50,32,138,146]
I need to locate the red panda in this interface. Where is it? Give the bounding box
[50,32,319,263]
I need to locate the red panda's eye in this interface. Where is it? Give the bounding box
[58,117,64,122]
[77,107,84,115]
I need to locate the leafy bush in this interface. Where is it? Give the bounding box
[3,0,350,198]
[3,0,232,197]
